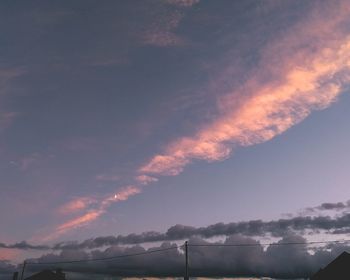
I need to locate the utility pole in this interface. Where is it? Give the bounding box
[20,261,26,280]
[184,241,189,280]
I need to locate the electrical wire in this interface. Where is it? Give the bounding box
[26,245,181,265]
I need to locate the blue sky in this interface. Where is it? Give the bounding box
[1,1,350,278]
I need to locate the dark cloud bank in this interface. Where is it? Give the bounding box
[4,210,350,252]
[55,213,350,250]
[15,235,350,280]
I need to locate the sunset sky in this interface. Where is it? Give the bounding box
[1,0,350,279]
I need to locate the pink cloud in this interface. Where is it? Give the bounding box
[51,210,105,240]
[135,175,159,185]
[58,197,97,215]
[113,186,141,201]
[101,185,142,207]
[139,2,350,177]
[46,186,142,240]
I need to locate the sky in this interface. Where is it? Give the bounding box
[1,0,350,279]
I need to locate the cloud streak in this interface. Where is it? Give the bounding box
[46,186,142,240]
[58,198,97,215]
[139,1,350,177]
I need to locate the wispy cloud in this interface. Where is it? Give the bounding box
[46,186,141,240]
[165,0,200,8]
[95,174,120,182]
[143,31,184,47]
[142,10,185,47]
[0,67,24,132]
[0,68,24,91]
[58,197,97,215]
[0,111,18,133]
[56,210,104,235]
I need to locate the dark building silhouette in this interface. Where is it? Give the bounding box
[311,251,350,280]
[24,269,66,280]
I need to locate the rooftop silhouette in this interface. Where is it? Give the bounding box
[311,251,350,280]
[24,269,66,280]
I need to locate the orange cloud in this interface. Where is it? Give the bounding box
[139,2,350,176]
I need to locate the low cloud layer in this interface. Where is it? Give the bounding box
[54,212,350,250]
[17,235,350,280]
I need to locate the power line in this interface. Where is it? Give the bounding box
[26,245,181,265]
